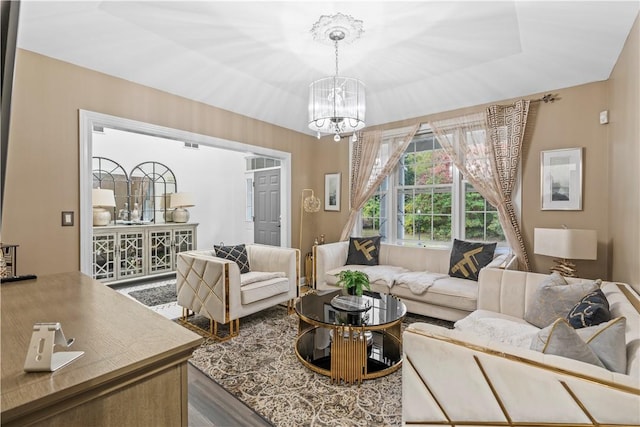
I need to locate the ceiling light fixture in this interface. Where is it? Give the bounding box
[308,13,366,142]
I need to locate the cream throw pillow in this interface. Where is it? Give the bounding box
[524,273,600,328]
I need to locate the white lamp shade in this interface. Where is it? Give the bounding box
[534,228,597,260]
[170,192,195,208]
[92,188,116,207]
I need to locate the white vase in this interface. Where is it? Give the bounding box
[93,208,111,226]
[173,208,189,223]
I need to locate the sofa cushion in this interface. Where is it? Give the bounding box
[392,276,478,312]
[345,236,381,266]
[566,288,611,328]
[575,317,627,374]
[240,276,289,305]
[241,271,286,286]
[524,273,600,328]
[530,318,605,369]
[448,239,497,281]
[214,243,251,274]
[326,265,408,288]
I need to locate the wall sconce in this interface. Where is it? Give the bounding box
[534,228,597,277]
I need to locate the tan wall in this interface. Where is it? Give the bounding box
[316,82,612,280]
[608,15,640,292]
[2,49,317,276]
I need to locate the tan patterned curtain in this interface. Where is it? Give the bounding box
[339,124,420,241]
[429,100,531,271]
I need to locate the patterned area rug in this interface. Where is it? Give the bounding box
[128,283,177,306]
[188,305,453,427]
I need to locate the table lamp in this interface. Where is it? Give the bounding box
[533,227,597,277]
[92,189,116,226]
[170,192,195,223]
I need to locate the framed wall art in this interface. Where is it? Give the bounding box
[324,172,341,211]
[540,147,583,210]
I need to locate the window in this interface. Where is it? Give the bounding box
[356,129,508,248]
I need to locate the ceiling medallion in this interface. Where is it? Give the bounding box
[311,12,364,45]
[308,13,366,142]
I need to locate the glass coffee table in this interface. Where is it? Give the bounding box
[294,290,407,385]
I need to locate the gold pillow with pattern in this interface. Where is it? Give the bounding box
[448,239,496,281]
[345,236,381,266]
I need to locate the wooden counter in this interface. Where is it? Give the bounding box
[1,272,203,426]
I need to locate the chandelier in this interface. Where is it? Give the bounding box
[308,13,366,142]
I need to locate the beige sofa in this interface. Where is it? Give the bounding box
[176,244,299,340]
[403,267,640,426]
[314,241,513,321]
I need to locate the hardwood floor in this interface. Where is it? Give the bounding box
[188,364,272,427]
[116,278,272,426]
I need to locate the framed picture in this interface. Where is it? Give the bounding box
[324,172,341,211]
[540,147,583,210]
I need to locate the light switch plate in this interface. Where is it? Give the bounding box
[599,110,609,124]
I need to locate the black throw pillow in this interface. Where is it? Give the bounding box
[345,236,381,266]
[449,239,497,281]
[214,244,251,274]
[566,288,611,328]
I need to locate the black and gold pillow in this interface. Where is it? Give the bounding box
[566,288,611,328]
[448,239,497,281]
[214,244,251,274]
[345,236,381,266]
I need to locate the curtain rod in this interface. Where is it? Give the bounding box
[532,93,559,103]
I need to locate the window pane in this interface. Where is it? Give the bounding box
[486,212,504,241]
[464,182,505,242]
[465,212,485,240]
[432,189,452,215]
[361,186,387,240]
[432,215,451,241]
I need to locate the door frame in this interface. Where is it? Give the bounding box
[79,110,292,276]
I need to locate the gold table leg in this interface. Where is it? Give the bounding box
[330,325,367,386]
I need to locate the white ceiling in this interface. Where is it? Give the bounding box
[17,1,639,136]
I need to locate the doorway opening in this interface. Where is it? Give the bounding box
[79,110,291,276]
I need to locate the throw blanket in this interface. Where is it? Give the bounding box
[394,271,449,294]
[454,312,540,348]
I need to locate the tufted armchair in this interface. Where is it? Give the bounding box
[176,244,299,340]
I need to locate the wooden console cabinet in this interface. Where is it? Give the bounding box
[0,272,203,426]
[92,223,198,283]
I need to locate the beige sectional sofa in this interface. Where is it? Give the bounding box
[314,241,513,321]
[403,267,640,426]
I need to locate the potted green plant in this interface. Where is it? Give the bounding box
[336,270,371,297]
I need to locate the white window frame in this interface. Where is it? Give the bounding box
[352,127,519,250]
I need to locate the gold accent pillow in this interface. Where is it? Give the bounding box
[345,236,381,266]
[448,239,497,281]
